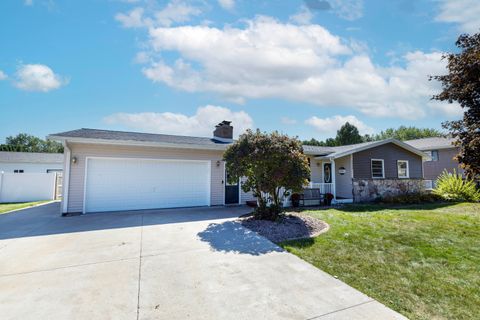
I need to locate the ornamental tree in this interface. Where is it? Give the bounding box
[431,32,480,180]
[223,129,310,221]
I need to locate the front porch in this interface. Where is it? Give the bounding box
[307,182,353,204]
[307,155,354,204]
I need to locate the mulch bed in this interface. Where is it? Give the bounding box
[239,212,329,243]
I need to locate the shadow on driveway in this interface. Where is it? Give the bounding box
[0,202,251,241]
[197,220,283,255]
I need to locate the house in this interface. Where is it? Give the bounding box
[303,140,430,202]
[404,137,463,182]
[49,122,429,214]
[0,151,63,174]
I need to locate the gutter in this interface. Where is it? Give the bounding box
[48,135,230,151]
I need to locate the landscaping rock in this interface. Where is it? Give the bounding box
[239,212,329,243]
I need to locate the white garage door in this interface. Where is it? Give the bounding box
[84,157,211,213]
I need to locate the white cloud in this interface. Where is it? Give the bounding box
[0,70,7,80]
[115,0,202,29]
[289,6,313,25]
[14,64,67,92]
[134,51,151,64]
[155,0,202,27]
[115,7,148,28]
[218,0,235,10]
[138,16,456,120]
[435,0,480,34]
[305,115,374,136]
[104,105,254,138]
[329,0,363,21]
[24,0,33,6]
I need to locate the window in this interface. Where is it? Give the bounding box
[13,170,24,173]
[371,159,384,179]
[425,150,439,161]
[397,160,409,178]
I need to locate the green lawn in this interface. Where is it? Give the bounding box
[280,203,480,320]
[0,201,49,214]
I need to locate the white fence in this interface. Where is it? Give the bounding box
[0,172,57,203]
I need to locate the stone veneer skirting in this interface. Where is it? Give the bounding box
[353,178,425,202]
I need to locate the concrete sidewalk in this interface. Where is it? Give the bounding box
[0,202,407,319]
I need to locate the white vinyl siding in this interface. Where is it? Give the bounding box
[397,160,409,178]
[371,159,385,179]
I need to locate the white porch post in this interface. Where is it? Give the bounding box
[330,158,336,201]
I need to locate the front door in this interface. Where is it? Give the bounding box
[225,169,239,204]
[323,163,332,183]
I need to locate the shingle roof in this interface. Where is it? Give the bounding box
[49,128,231,146]
[302,141,379,156]
[304,139,428,159]
[0,151,63,164]
[404,137,456,150]
[301,145,336,155]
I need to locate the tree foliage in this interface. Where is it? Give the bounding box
[303,123,443,147]
[371,126,443,141]
[0,133,63,153]
[223,129,310,220]
[431,32,480,180]
[335,122,363,145]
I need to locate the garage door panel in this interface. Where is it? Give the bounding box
[84,158,210,213]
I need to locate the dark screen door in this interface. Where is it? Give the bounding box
[225,169,239,204]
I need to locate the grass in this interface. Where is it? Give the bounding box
[280,202,480,320]
[0,201,49,214]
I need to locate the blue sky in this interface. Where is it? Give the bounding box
[0,0,478,142]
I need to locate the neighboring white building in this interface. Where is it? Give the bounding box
[0,151,63,173]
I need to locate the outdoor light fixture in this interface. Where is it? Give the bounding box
[72,156,77,164]
[216,160,221,167]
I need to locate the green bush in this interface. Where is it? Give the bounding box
[433,170,480,202]
[375,192,441,204]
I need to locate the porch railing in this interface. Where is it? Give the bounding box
[308,182,334,195]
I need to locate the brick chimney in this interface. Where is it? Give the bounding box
[213,120,233,142]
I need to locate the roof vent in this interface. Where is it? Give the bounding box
[213,120,233,142]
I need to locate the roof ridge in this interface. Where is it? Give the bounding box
[53,128,215,140]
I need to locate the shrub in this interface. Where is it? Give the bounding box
[433,170,480,202]
[375,192,442,204]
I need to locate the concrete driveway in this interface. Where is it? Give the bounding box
[0,202,406,320]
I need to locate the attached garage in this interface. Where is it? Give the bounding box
[84,157,211,213]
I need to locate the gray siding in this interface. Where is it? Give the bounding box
[423,147,463,180]
[353,143,423,179]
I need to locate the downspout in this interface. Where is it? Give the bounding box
[62,142,71,216]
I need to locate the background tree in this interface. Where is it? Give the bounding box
[372,126,443,141]
[224,129,310,221]
[303,124,443,146]
[431,32,480,179]
[335,122,363,145]
[0,133,63,153]
[303,122,362,146]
